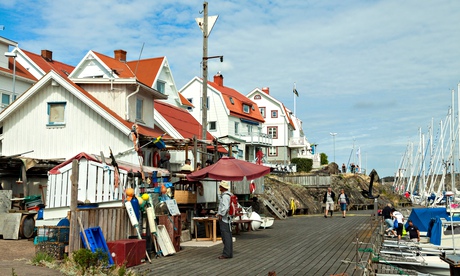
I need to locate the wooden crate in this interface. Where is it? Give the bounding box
[174,190,197,204]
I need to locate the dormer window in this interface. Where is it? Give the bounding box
[251,105,255,111]
[156,81,166,94]
[230,97,234,104]
[243,104,250,114]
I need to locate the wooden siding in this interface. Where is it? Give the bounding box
[232,177,264,195]
[1,83,134,162]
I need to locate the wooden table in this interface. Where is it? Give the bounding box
[192,217,220,243]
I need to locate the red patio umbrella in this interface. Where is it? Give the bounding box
[186,156,271,181]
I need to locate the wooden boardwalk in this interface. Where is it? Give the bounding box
[133,210,381,276]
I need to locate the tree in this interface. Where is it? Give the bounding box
[320,153,328,165]
[291,158,313,172]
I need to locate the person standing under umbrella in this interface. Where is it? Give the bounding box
[217,180,233,259]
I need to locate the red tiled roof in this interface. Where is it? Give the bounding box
[0,59,37,81]
[154,100,213,140]
[126,57,163,86]
[283,105,296,130]
[178,93,194,107]
[21,49,75,78]
[208,81,264,123]
[93,51,135,78]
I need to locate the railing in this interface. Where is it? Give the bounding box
[235,132,273,145]
[271,174,331,187]
[289,137,308,147]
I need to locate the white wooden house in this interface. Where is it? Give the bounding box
[180,72,270,161]
[247,87,296,164]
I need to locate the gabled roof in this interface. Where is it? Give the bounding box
[0,58,36,81]
[126,57,163,86]
[0,70,165,138]
[208,75,264,123]
[154,100,213,140]
[92,51,135,78]
[247,88,296,130]
[21,49,75,78]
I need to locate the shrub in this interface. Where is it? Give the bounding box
[31,252,55,265]
[72,248,109,274]
[291,158,312,172]
[320,153,328,165]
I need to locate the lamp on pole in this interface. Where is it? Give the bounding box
[5,51,17,101]
[329,132,337,163]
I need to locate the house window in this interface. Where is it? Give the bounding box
[260,107,266,118]
[254,95,261,100]
[247,125,252,134]
[268,147,277,157]
[47,102,66,125]
[230,97,234,104]
[209,121,216,131]
[271,110,278,118]
[243,104,250,114]
[268,126,278,139]
[136,98,143,121]
[200,97,209,110]
[187,98,193,111]
[1,94,10,107]
[235,122,239,134]
[156,81,166,94]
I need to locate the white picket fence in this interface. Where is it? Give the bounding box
[47,158,127,208]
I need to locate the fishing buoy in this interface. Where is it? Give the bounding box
[137,196,144,206]
[126,196,133,201]
[126,188,135,197]
[142,193,149,201]
[249,181,256,194]
[131,196,140,221]
[160,184,167,194]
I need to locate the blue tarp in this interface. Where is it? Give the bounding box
[406,207,449,232]
[428,216,460,245]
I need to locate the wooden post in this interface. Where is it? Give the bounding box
[229,144,232,157]
[69,160,79,255]
[213,139,218,163]
[193,136,198,167]
[21,163,28,197]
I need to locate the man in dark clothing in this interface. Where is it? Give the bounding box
[323,187,336,218]
[406,220,420,242]
[382,203,396,236]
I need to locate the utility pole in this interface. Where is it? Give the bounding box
[196,3,220,165]
[201,2,209,166]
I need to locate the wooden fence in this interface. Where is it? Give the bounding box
[273,175,331,187]
[69,206,134,253]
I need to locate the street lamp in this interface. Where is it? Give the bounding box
[5,51,17,101]
[329,132,337,163]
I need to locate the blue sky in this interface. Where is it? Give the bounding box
[1,0,460,177]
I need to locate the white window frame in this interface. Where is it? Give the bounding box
[47,102,66,126]
[136,98,144,121]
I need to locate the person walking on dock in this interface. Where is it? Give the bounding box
[323,187,336,218]
[217,181,233,259]
[392,208,404,242]
[337,189,350,218]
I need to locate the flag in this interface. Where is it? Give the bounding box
[293,87,299,97]
[356,147,360,157]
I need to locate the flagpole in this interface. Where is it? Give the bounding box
[294,82,296,116]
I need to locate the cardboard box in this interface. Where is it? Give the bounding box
[174,190,197,204]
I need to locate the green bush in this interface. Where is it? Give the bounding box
[31,252,55,265]
[291,158,312,172]
[72,248,109,274]
[320,153,328,165]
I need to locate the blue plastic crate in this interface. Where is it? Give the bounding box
[80,226,114,265]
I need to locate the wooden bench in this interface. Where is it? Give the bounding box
[232,208,252,235]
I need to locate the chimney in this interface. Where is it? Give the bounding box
[214,72,223,86]
[114,49,127,62]
[41,50,53,61]
[262,87,269,95]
